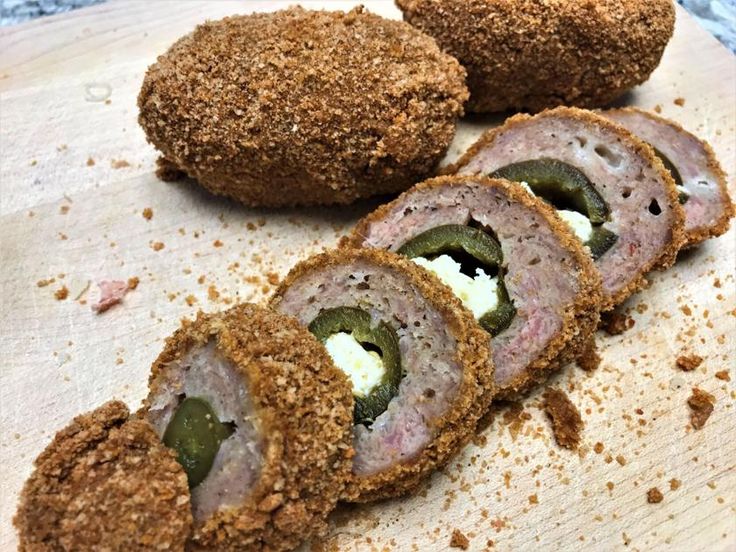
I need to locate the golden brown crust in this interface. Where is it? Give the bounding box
[345,175,602,399]
[138,6,468,207]
[447,107,686,311]
[270,248,493,502]
[145,304,354,551]
[396,0,675,113]
[605,106,734,246]
[14,401,192,551]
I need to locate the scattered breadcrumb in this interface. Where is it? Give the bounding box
[688,388,715,429]
[647,487,664,503]
[111,159,131,169]
[54,286,69,300]
[142,208,153,220]
[601,311,634,335]
[151,241,165,251]
[449,529,470,550]
[213,240,223,248]
[86,157,95,166]
[92,280,130,313]
[653,104,662,113]
[37,278,55,288]
[593,442,604,454]
[185,295,197,306]
[543,389,583,449]
[676,353,703,371]
[616,455,627,466]
[207,285,220,301]
[669,478,681,491]
[127,277,140,290]
[528,494,538,504]
[266,272,281,286]
[674,97,685,106]
[59,205,70,215]
[715,370,730,381]
[577,338,600,372]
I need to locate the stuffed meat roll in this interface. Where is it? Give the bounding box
[603,107,733,246]
[346,175,602,398]
[143,304,353,551]
[270,248,492,502]
[452,106,686,310]
[14,401,192,551]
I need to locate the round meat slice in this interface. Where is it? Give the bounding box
[603,107,733,246]
[143,303,353,551]
[345,176,602,398]
[138,6,468,207]
[451,106,686,311]
[269,248,492,502]
[14,401,192,551]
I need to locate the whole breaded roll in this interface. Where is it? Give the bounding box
[138,6,468,207]
[270,248,492,502]
[345,176,602,398]
[396,0,675,113]
[603,107,733,246]
[143,304,353,551]
[14,401,192,551]
[452,107,686,310]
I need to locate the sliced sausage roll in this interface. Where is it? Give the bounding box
[603,107,733,246]
[345,176,601,398]
[143,304,353,551]
[269,248,492,502]
[14,401,192,551]
[451,106,686,310]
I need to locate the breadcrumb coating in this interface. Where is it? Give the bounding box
[145,303,354,551]
[14,401,192,551]
[397,0,675,113]
[138,6,468,207]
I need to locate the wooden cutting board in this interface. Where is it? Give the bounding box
[1,2,734,550]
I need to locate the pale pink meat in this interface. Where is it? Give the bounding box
[91,280,129,313]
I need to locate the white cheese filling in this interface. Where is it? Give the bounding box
[324,332,384,397]
[519,181,593,242]
[413,254,498,319]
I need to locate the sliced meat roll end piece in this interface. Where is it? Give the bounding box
[603,107,733,246]
[269,248,493,502]
[346,175,602,398]
[143,303,354,551]
[451,106,686,311]
[14,401,193,552]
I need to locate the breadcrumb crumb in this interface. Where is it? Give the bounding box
[647,487,664,503]
[543,389,583,449]
[450,529,470,549]
[688,388,715,429]
[676,354,703,371]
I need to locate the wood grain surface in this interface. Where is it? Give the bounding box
[1,2,734,551]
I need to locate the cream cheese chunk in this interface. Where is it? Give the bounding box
[519,181,593,242]
[324,332,384,397]
[413,254,498,319]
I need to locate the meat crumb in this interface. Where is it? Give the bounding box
[601,311,634,335]
[449,529,469,550]
[111,159,131,169]
[54,286,69,300]
[688,388,715,430]
[714,370,730,382]
[676,353,703,371]
[577,338,600,372]
[543,389,583,449]
[669,478,681,491]
[647,487,664,503]
[92,280,129,313]
[142,208,153,220]
[674,97,685,106]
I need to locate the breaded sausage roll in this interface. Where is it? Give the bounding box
[346,176,601,398]
[452,107,686,310]
[603,107,733,246]
[14,401,192,551]
[143,304,353,551]
[270,248,492,502]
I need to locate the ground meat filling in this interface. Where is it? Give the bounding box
[147,342,263,523]
[275,261,463,476]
